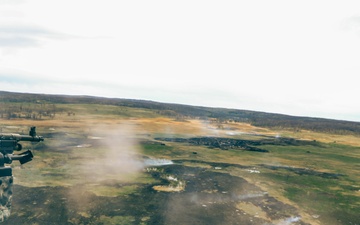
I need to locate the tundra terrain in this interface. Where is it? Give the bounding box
[0,91,359,225]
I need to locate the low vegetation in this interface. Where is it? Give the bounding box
[0,91,359,225]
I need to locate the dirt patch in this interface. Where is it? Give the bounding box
[236,202,269,221]
[152,173,185,192]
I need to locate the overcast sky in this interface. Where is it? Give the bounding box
[1,0,360,122]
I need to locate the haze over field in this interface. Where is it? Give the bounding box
[1,0,360,121]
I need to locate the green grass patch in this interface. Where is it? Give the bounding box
[141,142,174,156]
[258,169,360,224]
[86,184,140,197]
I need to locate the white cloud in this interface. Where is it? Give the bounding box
[1,0,360,121]
[341,15,360,33]
[0,25,69,48]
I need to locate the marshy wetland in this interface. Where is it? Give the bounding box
[0,93,359,224]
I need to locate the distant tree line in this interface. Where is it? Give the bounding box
[0,101,58,120]
[1,91,360,135]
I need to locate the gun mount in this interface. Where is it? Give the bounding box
[0,127,44,177]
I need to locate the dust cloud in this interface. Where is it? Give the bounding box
[80,123,144,182]
[63,123,146,214]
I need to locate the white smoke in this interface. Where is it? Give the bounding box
[143,158,174,167]
[276,216,301,225]
[75,123,175,183]
[78,123,144,182]
[237,192,267,200]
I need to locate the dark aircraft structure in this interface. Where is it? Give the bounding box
[0,127,44,221]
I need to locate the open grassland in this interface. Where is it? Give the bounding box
[1,102,359,224]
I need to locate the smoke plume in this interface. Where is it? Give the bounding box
[78,123,144,183]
